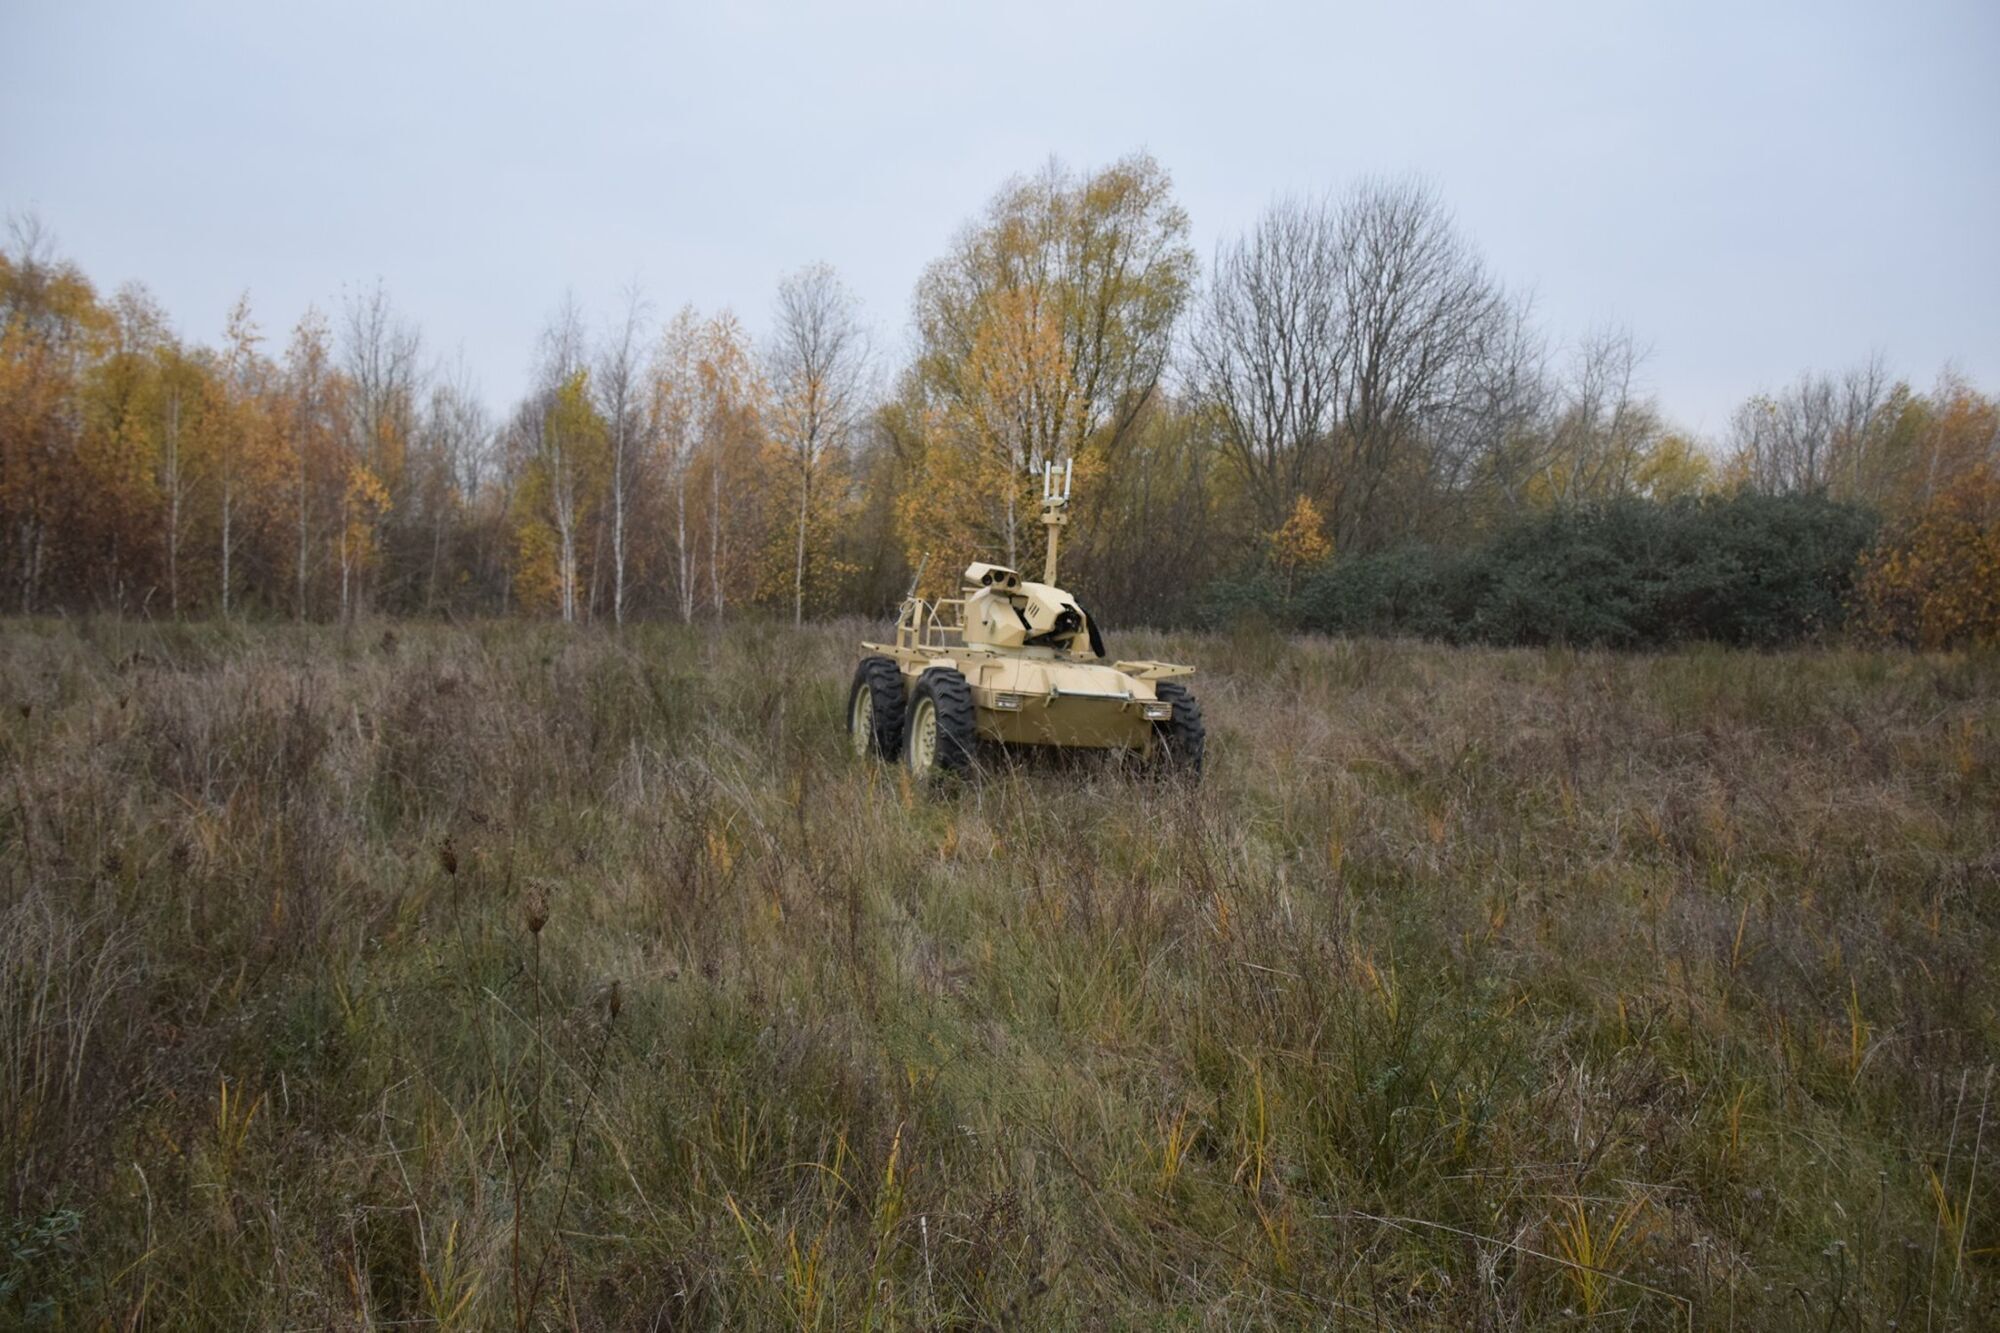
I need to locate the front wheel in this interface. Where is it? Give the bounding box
[905,667,976,781]
[1151,681,1205,779]
[848,656,906,759]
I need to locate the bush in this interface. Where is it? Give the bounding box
[1853,466,2000,649]
[1273,493,1879,648]
[1192,568,1286,631]
[1655,492,1882,646]
[1294,545,1468,640]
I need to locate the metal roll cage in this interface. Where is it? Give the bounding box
[895,597,966,652]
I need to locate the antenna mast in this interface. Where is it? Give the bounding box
[1041,458,1072,586]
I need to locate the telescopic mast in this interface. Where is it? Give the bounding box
[1041,458,1072,586]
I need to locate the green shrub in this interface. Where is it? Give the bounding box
[1295,545,1468,640]
[1276,494,1879,648]
[1192,568,1286,630]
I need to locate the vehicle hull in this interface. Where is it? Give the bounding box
[859,641,1193,752]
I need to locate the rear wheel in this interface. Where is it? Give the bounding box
[848,656,906,760]
[1152,681,1205,779]
[905,667,976,781]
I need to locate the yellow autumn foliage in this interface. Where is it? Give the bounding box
[1269,494,1332,594]
[1853,464,2000,649]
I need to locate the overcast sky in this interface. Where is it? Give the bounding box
[4,0,1995,436]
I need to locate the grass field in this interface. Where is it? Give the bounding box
[2,618,1996,1329]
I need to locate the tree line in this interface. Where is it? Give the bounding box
[3,154,1995,638]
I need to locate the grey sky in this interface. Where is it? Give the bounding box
[4,0,1995,436]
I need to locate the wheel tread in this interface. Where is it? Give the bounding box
[1153,680,1205,778]
[849,656,907,759]
[911,666,977,776]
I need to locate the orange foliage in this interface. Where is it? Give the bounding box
[900,288,1076,587]
[1268,494,1332,595]
[1853,464,2000,649]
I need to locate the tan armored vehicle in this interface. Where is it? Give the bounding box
[847,460,1204,781]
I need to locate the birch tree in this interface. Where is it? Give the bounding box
[522,300,602,622]
[158,351,190,615]
[596,288,650,626]
[651,309,705,622]
[341,283,421,610]
[417,363,486,612]
[647,309,763,620]
[213,294,263,617]
[768,264,868,623]
[700,313,764,618]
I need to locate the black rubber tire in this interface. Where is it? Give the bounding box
[1152,681,1205,778]
[847,656,906,760]
[906,666,977,779]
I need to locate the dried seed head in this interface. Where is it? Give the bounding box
[438,837,458,877]
[524,887,549,935]
[604,980,622,1020]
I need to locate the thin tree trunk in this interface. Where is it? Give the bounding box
[296,451,309,621]
[29,524,44,614]
[220,485,232,618]
[793,461,809,626]
[428,497,446,614]
[585,496,604,623]
[339,507,352,623]
[166,392,182,617]
[612,421,626,626]
[423,456,445,613]
[17,519,40,615]
[551,423,577,623]
[558,517,576,623]
[709,463,722,618]
[676,477,692,623]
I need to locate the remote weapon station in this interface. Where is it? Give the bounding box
[847,460,1204,780]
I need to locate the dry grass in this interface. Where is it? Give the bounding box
[1,616,1996,1329]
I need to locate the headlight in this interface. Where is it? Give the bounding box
[1141,701,1172,720]
[993,693,1024,710]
